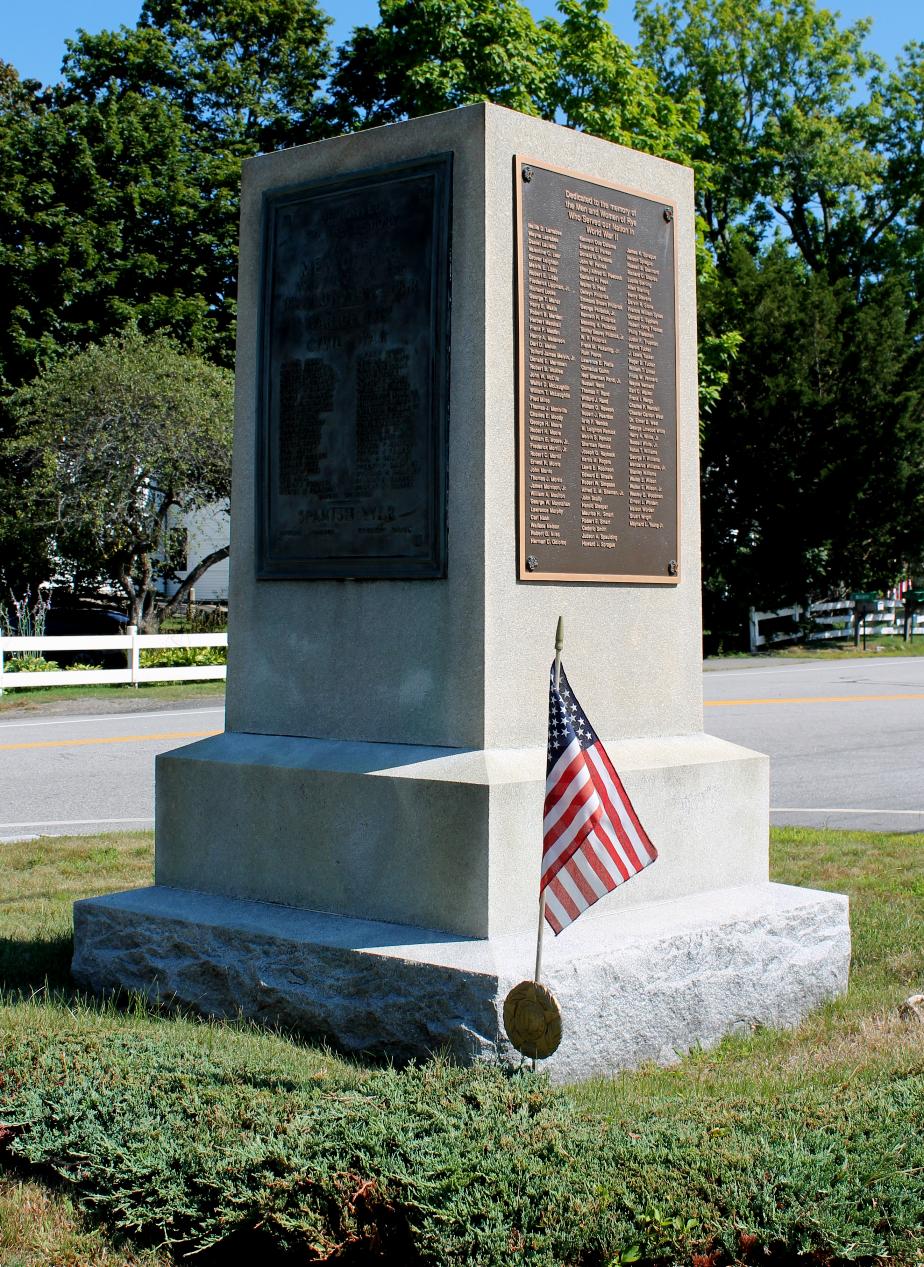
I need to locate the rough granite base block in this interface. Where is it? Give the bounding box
[72,881,849,1083]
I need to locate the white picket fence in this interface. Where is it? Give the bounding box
[0,628,227,693]
[749,599,924,652]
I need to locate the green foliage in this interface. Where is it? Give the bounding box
[138,645,226,667]
[0,1019,920,1264]
[0,591,57,675]
[328,0,556,127]
[328,0,704,169]
[0,66,223,392]
[701,240,924,640]
[0,827,922,1265]
[0,1,334,393]
[179,606,227,634]
[6,328,232,629]
[635,0,907,278]
[543,0,703,166]
[2,0,922,620]
[0,656,59,674]
[66,0,334,154]
[0,3,331,595]
[0,589,51,639]
[326,0,725,420]
[637,0,924,623]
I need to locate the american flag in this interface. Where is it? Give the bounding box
[543,663,657,935]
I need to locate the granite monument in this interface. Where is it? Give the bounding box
[72,103,850,1081]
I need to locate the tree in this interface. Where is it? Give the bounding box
[542,0,703,164]
[327,2,732,423]
[0,2,332,590]
[634,0,924,630]
[0,69,220,394]
[0,0,334,396]
[6,329,233,629]
[327,0,557,129]
[328,0,703,167]
[0,62,228,592]
[700,240,924,645]
[65,0,333,154]
[636,0,924,283]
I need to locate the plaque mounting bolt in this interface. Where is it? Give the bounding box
[522,166,534,183]
[526,555,540,572]
[663,207,673,223]
[668,559,678,576]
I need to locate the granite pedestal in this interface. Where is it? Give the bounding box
[73,882,849,1083]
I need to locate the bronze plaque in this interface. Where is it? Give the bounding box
[257,154,451,579]
[516,158,680,583]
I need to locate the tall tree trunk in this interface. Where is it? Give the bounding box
[136,552,157,632]
[119,567,143,627]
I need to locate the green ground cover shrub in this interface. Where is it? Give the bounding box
[138,646,226,668]
[0,1015,921,1265]
[0,828,921,1265]
[0,656,60,673]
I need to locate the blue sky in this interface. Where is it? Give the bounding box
[1,1,918,88]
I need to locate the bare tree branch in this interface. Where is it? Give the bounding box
[159,545,230,623]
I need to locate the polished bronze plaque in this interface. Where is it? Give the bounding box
[257,154,451,579]
[516,157,679,583]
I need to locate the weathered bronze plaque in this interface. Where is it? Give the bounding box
[257,154,451,579]
[516,157,680,583]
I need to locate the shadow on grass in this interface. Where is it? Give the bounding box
[0,933,74,993]
[0,930,393,1081]
[0,1143,414,1266]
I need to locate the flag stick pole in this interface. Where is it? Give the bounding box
[533,616,563,1070]
[534,893,547,985]
[553,613,564,692]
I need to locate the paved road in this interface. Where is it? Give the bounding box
[0,704,223,841]
[2,656,922,839]
[704,656,924,833]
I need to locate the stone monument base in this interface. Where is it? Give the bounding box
[153,731,771,938]
[72,881,850,1083]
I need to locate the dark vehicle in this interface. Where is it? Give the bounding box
[44,607,129,667]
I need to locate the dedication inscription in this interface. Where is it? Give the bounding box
[257,154,451,579]
[516,158,679,583]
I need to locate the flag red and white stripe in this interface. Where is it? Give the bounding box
[542,664,657,935]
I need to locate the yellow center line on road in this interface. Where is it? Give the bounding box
[0,729,221,752]
[705,692,924,707]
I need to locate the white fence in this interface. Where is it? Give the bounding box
[749,599,924,653]
[0,628,227,693]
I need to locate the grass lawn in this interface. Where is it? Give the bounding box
[0,828,921,1265]
[0,680,225,716]
[710,637,924,662]
[0,1175,169,1267]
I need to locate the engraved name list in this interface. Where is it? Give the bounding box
[517,160,679,583]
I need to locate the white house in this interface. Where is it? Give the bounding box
[156,500,230,603]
